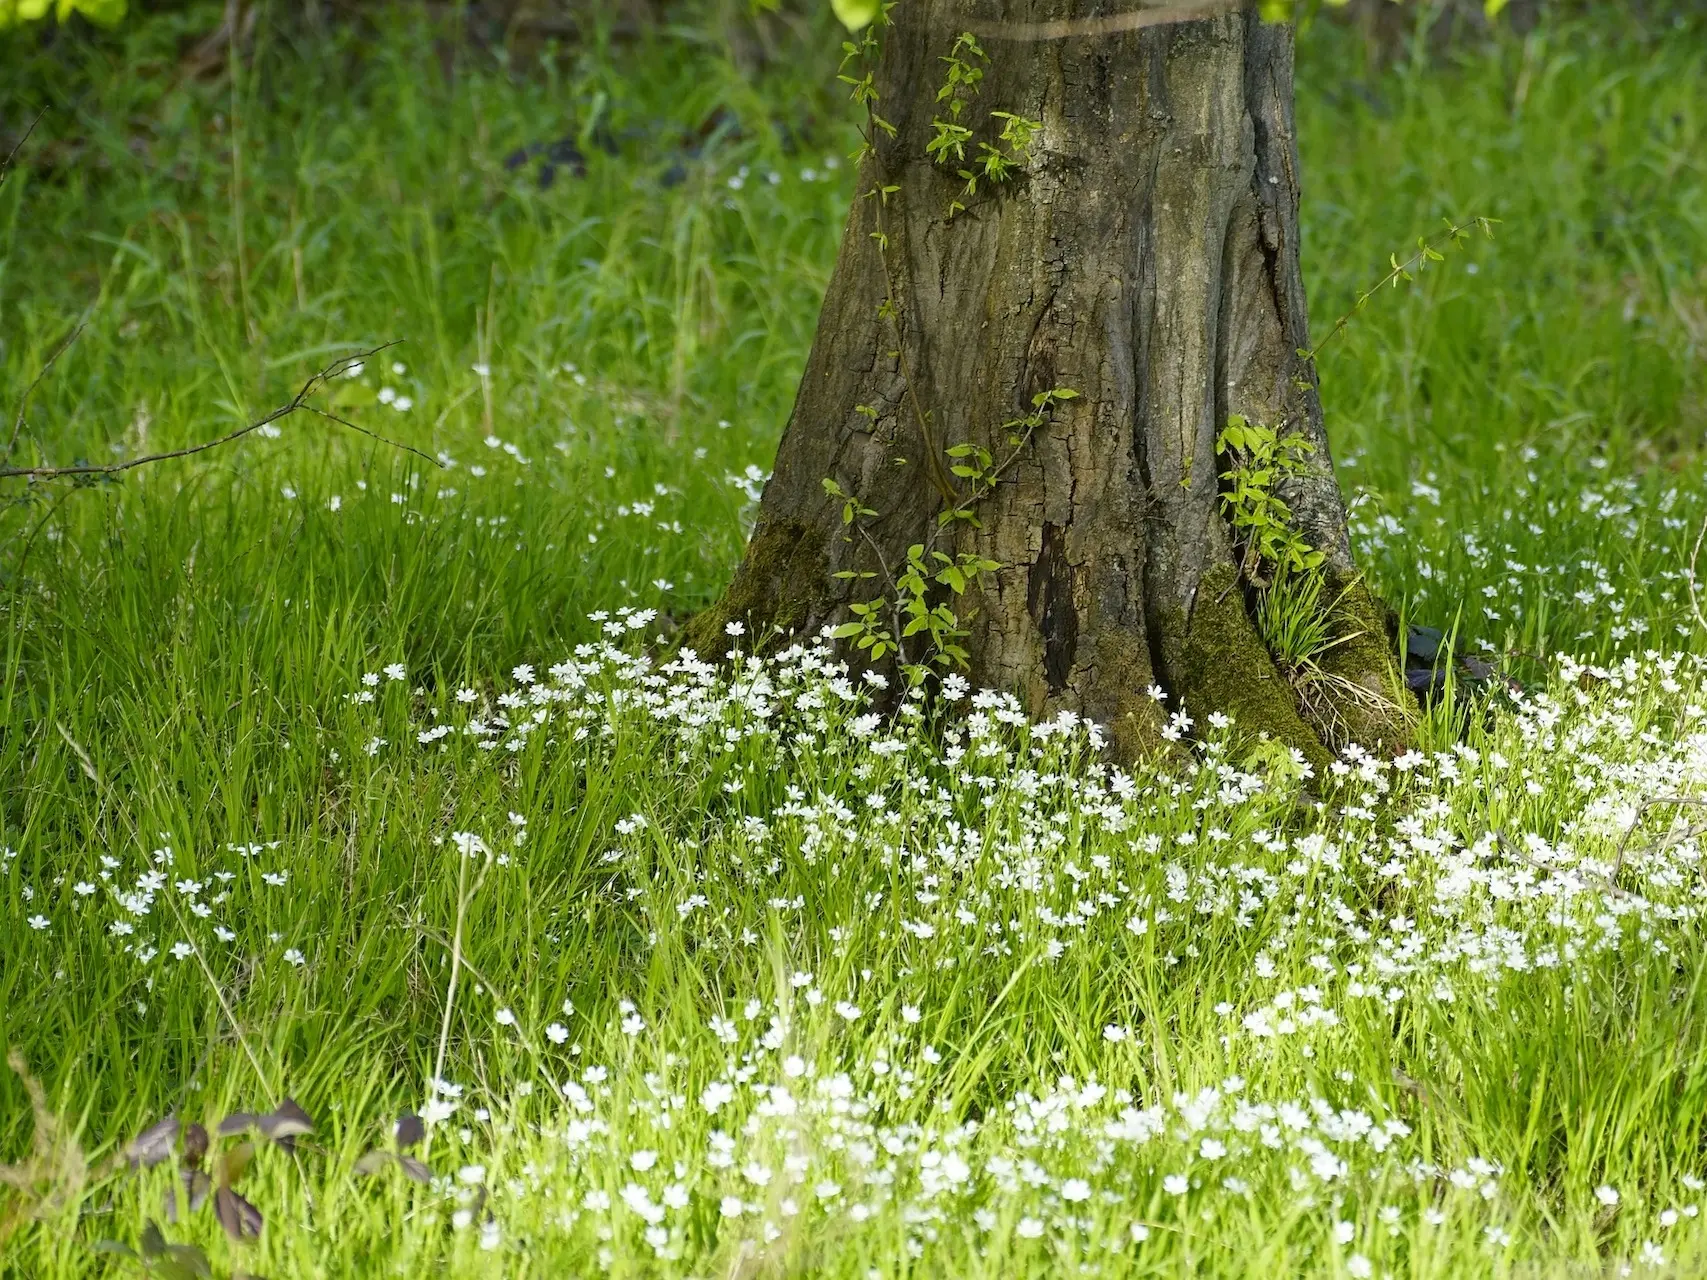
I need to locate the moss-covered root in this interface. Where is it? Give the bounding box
[680,519,833,658]
[1314,572,1418,753]
[1172,561,1337,776]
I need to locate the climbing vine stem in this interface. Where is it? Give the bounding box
[822,19,1066,686]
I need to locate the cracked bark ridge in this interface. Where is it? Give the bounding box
[687,4,1411,765]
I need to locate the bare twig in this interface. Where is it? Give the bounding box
[0,106,46,189]
[3,322,85,468]
[1303,217,1497,367]
[864,183,957,507]
[1688,510,1707,636]
[1494,828,1634,902]
[976,0,1239,42]
[1,342,442,481]
[1611,797,1707,884]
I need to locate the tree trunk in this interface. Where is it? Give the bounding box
[687,3,1408,767]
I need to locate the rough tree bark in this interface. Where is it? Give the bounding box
[686,3,1409,767]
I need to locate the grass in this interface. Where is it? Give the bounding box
[2,4,1707,1276]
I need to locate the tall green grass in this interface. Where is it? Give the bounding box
[2,6,1706,1276]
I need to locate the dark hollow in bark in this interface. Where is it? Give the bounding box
[688,5,1409,766]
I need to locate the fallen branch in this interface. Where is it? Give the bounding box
[0,106,46,190]
[1610,796,1707,885]
[1,343,442,481]
[2,320,85,470]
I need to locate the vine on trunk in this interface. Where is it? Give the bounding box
[819,18,1061,689]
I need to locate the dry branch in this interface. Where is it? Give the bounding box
[1,343,441,482]
[0,106,46,190]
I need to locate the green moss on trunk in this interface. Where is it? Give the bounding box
[1171,562,1336,775]
[681,520,833,657]
[1312,572,1416,752]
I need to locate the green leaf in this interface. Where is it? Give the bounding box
[830,0,879,31]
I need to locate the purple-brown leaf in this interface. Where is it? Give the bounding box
[128,1116,179,1169]
[216,1112,262,1137]
[213,1186,264,1242]
[184,1167,213,1211]
[394,1113,425,1150]
[397,1154,433,1184]
[182,1122,209,1169]
[261,1097,314,1147]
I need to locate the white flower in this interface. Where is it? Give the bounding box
[384,663,407,681]
[741,1162,772,1187]
[901,1004,922,1024]
[1016,1217,1045,1239]
[1060,1178,1091,1203]
[1164,1174,1189,1195]
[494,1008,516,1026]
[1334,1221,1355,1245]
[27,915,48,931]
[1103,1024,1128,1042]
[545,1022,569,1045]
[1596,1185,1620,1207]
[720,1196,744,1219]
[283,949,305,966]
[457,1164,486,1185]
[1347,1255,1372,1279]
[630,1150,658,1172]
[782,1055,807,1078]
[701,1081,735,1114]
